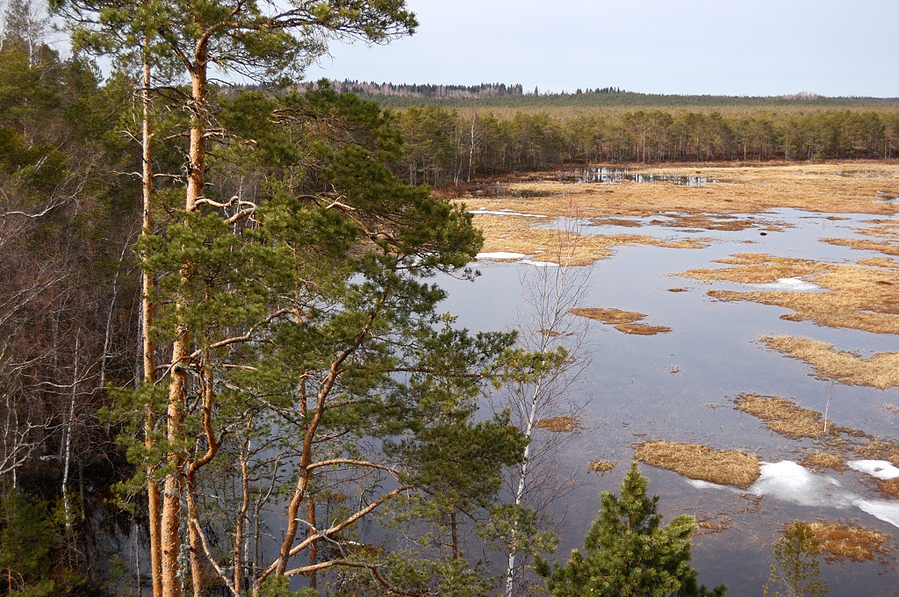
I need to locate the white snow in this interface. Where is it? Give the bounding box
[848,459,899,480]
[476,252,527,260]
[754,277,822,292]
[680,460,899,529]
[520,260,559,267]
[686,479,729,490]
[748,461,853,508]
[855,499,899,528]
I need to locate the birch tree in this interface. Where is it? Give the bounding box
[500,216,593,597]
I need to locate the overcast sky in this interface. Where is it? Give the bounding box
[308,0,899,98]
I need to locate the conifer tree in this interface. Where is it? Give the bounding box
[763,521,828,597]
[536,462,726,597]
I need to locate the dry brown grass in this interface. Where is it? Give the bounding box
[877,478,899,499]
[761,336,899,389]
[857,257,899,269]
[634,440,761,489]
[800,451,848,472]
[461,163,899,220]
[806,520,893,562]
[570,307,645,324]
[569,308,670,335]
[854,437,899,465]
[649,213,773,232]
[823,237,899,257]
[474,217,710,266]
[680,254,899,334]
[589,460,615,473]
[735,393,832,439]
[614,324,672,336]
[535,416,581,433]
[681,253,828,283]
[462,162,899,265]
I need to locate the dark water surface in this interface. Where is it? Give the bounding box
[446,208,899,596]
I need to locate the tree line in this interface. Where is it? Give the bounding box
[389,104,899,187]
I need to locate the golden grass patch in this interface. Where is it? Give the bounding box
[761,336,899,389]
[569,308,671,335]
[735,393,831,439]
[877,478,899,499]
[681,252,827,283]
[806,520,893,562]
[474,216,711,266]
[570,307,645,324]
[681,254,899,334]
[461,163,899,220]
[634,440,761,489]
[854,437,899,465]
[800,451,848,472]
[588,460,615,473]
[590,217,642,227]
[614,324,672,336]
[822,237,899,257]
[535,416,581,433]
[857,257,899,269]
[648,213,769,232]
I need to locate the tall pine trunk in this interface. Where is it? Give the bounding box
[141,40,164,597]
[160,44,208,597]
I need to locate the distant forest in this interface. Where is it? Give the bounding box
[295,81,899,187]
[301,79,899,110]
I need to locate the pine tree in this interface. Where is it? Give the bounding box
[536,462,726,597]
[763,521,828,597]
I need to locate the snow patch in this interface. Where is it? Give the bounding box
[754,277,823,292]
[686,479,729,490]
[748,461,853,508]
[476,252,527,260]
[848,460,899,480]
[520,260,559,268]
[855,499,899,528]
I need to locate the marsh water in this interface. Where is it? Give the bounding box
[444,207,899,596]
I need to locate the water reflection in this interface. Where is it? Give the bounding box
[443,207,899,597]
[555,166,718,186]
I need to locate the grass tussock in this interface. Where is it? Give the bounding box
[570,308,671,335]
[800,451,848,472]
[588,460,615,473]
[570,307,645,324]
[761,336,899,389]
[634,440,761,489]
[534,416,581,433]
[806,521,893,562]
[857,257,899,269]
[877,478,899,499]
[735,393,831,439]
[615,324,672,336]
[854,437,899,465]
